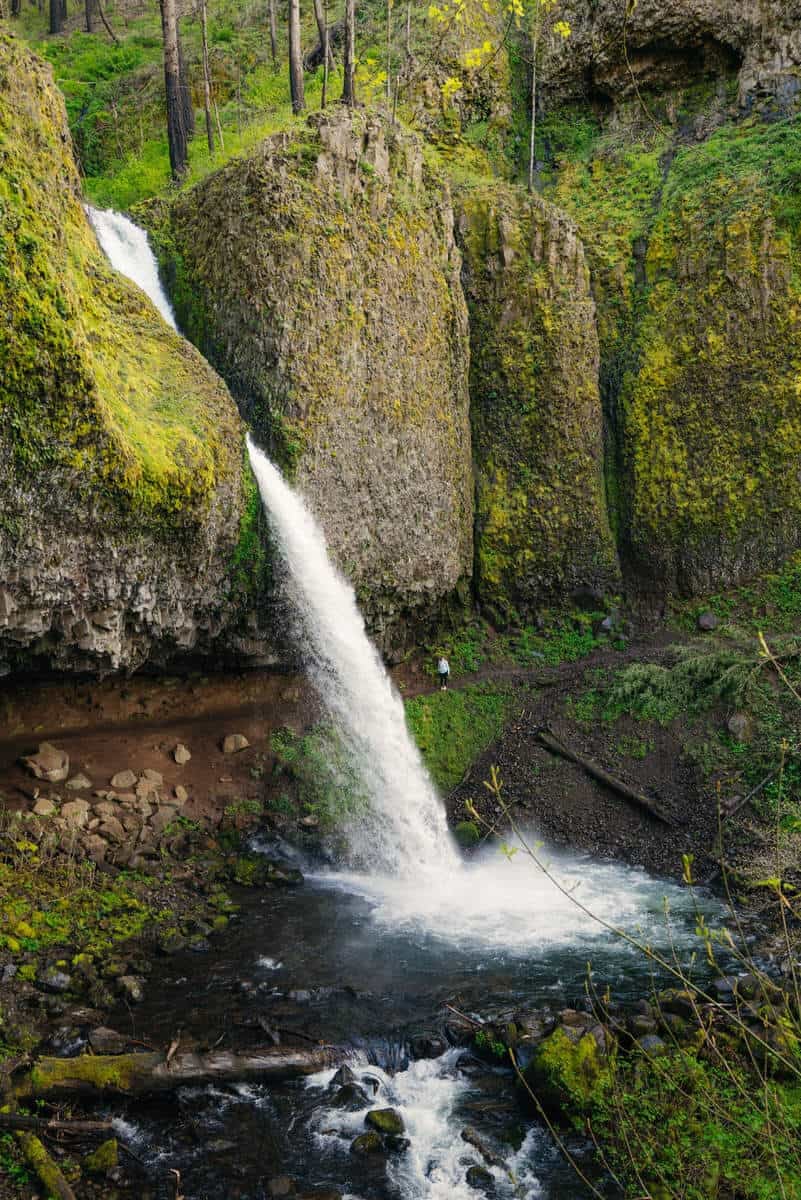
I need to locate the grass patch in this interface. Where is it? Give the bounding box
[405,683,518,791]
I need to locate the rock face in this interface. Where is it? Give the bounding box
[0,36,274,676]
[547,0,801,111]
[457,184,620,621]
[619,140,801,592]
[161,110,473,655]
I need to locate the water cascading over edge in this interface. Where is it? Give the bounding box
[87,205,457,879]
[246,439,458,877]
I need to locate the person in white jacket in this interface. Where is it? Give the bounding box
[437,657,450,691]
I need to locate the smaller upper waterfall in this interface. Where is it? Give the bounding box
[86,206,177,330]
[247,438,459,877]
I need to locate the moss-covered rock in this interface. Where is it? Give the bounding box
[84,1137,119,1173]
[159,109,473,657]
[620,122,801,592]
[522,1026,606,1124]
[0,37,273,674]
[456,181,620,622]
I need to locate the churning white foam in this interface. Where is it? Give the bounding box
[86,206,177,329]
[307,1050,544,1199]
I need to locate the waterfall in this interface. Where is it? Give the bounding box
[247,440,458,877]
[88,205,457,878]
[86,206,177,330]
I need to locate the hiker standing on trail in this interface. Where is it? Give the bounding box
[437,656,450,691]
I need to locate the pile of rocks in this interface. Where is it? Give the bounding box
[21,743,197,869]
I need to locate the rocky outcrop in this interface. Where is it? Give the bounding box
[159,110,473,656]
[620,131,801,592]
[546,0,801,111]
[457,183,620,622]
[0,36,274,676]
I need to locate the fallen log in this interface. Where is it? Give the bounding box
[722,769,779,823]
[0,1113,112,1135]
[536,727,675,827]
[15,1045,344,1101]
[15,1132,76,1200]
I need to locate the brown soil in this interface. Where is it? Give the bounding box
[446,639,723,880]
[0,671,319,827]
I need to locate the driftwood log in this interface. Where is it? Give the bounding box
[15,1045,344,1101]
[15,1132,76,1200]
[536,727,675,827]
[0,1113,112,1135]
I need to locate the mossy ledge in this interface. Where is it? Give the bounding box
[0,36,276,673]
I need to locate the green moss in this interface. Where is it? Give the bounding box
[453,820,481,848]
[15,1132,72,1196]
[0,36,243,534]
[405,684,518,792]
[455,178,619,621]
[28,1053,141,1095]
[83,1138,118,1173]
[523,1027,606,1126]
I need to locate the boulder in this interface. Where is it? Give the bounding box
[698,612,719,632]
[66,773,93,791]
[365,1108,405,1136]
[174,785,188,804]
[88,1027,129,1055]
[38,967,72,994]
[349,1132,384,1157]
[174,743,191,765]
[117,976,145,1003]
[330,1083,370,1110]
[61,800,91,829]
[222,733,250,754]
[32,798,57,816]
[110,771,137,790]
[142,768,163,785]
[23,743,69,783]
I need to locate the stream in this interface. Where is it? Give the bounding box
[83,206,728,1200]
[103,840,726,1200]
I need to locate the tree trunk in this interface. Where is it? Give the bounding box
[49,0,62,35]
[95,0,118,43]
[341,0,356,107]
[527,1,540,193]
[60,0,67,20]
[178,27,196,139]
[11,0,21,17]
[15,1134,75,1200]
[199,0,214,154]
[311,0,329,66]
[84,0,92,32]
[268,0,277,65]
[385,0,392,101]
[160,0,188,179]
[288,0,305,114]
[15,1046,343,1101]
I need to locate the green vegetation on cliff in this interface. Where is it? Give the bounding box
[0,35,242,528]
[456,179,620,621]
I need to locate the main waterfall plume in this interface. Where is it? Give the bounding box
[246,439,457,876]
[88,204,456,877]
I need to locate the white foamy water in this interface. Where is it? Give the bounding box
[86,205,177,329]
[307,1051,546,1200]
[247,436,459,878]
[315,837,711,957]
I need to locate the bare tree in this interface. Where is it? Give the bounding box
[341,0,356,107]
[159,0,188,178]
[288,0,305,113]
[199,0,215,153]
